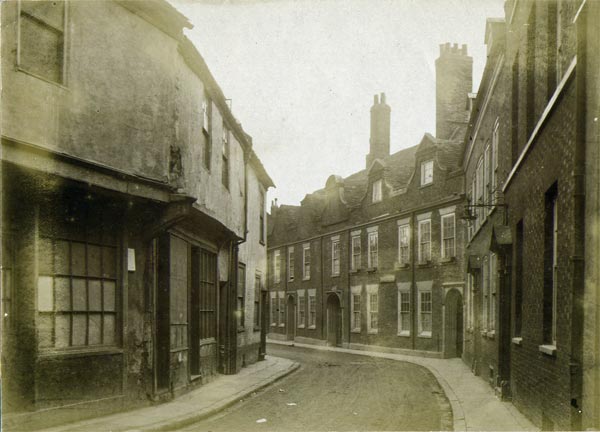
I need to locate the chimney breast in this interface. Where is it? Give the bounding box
[435,42,473,140]
[366,93,391,168]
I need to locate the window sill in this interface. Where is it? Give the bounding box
[308,325,316,330]
[366,267,378,273]
[351,329,361,334]
[418,332,432,338]
[259,240,265,246]
[395,263,410,270]
[16,66,68,90]
[253,326,261,332]
[331,274,340,278]
[302,277,310,281]
[349,268,360,274]
[486,331,496,339]
[440,257,456,264]
[38,346,123,360]
[288,278,295,283]
[419,182,433,189]
[270,323,277,327]
[417,261,432,268]
[397,331,410,337]
[511,337,523,346]
[368,329,378,335]
[278,324,285,328]
[237,326,246,333]
[539,344,557,356]
[297,325,305,329]
[480,330,488,337]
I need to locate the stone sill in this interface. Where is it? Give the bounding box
[349,268,360,274]
[331,274,340,278]
[302,277,310,281]
[253,326,261,332]
[351,329,361,334]
[297,325,305,329]
[308,325,316,330]
[418,332,432,339]
[486,331,496,339]
[366,267,378,273]
[440,257,456,264]
[278,324,285,328]
[38,347,123,360]
[368,329,378,335]
[539,344,557,356]
[397,332,410,337]
[237,326,245,333]
[417,261,432,268]
[511,337,523,346]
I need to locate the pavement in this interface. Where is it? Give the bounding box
[37,356,300,432]
[36,341,538,432]
[269,339,538,432]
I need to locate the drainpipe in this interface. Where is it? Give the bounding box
[570,6,588,428]
[411,211,416,351]
[320,235,324,341]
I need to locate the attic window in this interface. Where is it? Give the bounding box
[372,179,382,203]
[421,160,433,186]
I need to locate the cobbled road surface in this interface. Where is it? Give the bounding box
[181,343,453,431]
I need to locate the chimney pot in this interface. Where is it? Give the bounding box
[373,94,379,105]
[380,92,386,104]
[462,44,467,54]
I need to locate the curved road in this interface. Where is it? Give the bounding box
[182,344,452,431]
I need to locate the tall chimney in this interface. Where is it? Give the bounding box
[366,92,391,168]
[435,43,473,140]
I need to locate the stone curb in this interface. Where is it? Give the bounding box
[268,339,467,431]
[141,360,301,432]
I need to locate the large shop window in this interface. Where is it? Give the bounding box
[37,238,118,349]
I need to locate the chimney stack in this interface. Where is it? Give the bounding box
[366,92,391,168]
[435,42,473,140]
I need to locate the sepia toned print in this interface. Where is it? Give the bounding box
[1,0,599,431]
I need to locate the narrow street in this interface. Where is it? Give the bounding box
[182,344,452,431]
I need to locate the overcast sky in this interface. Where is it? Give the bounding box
[171,0,505,206]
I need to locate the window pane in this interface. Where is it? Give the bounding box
[39,237,53,274]
[38,276,54,312]
[55,277,70,311]
[55,314,70,348]
[103,280,116,312]
[89,280,102,311]
[38,314,54,348]
[88,245,102,277]
[20,14,63,83]
[104,314,116,345]
[72,314,87,346]
[21,1,64,29]
[102,247,117,278]
[55,240,70,274]
[89,314,102,345]
[72,278,87,311]
[71,242,86,276]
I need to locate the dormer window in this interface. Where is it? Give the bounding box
[372,179,382,203]
[421,160,433,186]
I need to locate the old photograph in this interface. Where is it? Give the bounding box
[1,0,599,431]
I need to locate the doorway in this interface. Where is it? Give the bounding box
[326,294,341,346]
[444,289,463,358]
[286,295,296,340]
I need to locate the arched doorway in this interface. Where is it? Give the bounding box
[444,289,463,358]
[326,294,341,346]
[286,295,295,341]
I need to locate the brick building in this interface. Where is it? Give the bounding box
[461,0,600,430]
[0,1,273,429]
[267,44,472,358]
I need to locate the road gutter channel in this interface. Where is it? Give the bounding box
[269,340,466,431]
[145,361,301,432]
